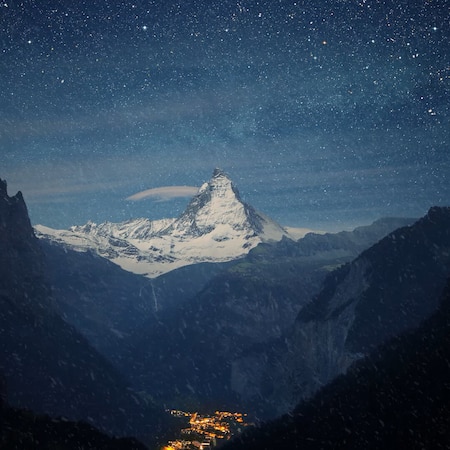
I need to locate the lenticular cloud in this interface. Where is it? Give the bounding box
[126,186,199,202]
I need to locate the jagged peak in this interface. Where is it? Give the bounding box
[208,168,233,185]
[212,167,227,178]
[0,178,7,197]
[0,178,26,206]
[0,178,25,207]
[191,168,239,200]
[157,169,254,238]
[0,178,34,240]
[206,168,241,198]
[425,206,450,221]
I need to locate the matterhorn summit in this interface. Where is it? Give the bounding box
[35,169,294,277]
[161,168,286,241]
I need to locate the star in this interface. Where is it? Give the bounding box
[0,0,448,230]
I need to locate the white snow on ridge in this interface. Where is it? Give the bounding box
[34,169,307,278]
[70,217,175,240]
[284,226,324,240]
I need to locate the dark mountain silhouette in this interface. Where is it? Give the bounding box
[233,207,450,416]
[0,179,171,446]
[249,216,416,263]
[221,276,450,450]
[1,404,148,450]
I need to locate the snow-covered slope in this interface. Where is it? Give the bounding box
[35,169,298,278]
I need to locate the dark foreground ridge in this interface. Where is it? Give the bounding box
[0,178,173,446]
[0,402,147,450]
[222,277,450,450]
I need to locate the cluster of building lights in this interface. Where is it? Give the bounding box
[162,409,251,450]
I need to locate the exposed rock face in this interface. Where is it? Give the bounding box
[161,168,281,239]
[221,278,450,450]
[233,207,450,417]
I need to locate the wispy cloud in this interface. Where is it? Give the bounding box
[126,186,199,202]
[0,85,258,140]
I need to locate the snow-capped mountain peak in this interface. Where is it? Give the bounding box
[35,169,295,277]
[161,168,281,240]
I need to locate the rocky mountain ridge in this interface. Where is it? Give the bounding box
[222,277,450,450]
[35,169,297,278]
[232,206,450,416]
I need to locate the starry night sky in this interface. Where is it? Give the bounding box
[1,0,449,231]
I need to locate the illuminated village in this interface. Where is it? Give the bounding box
[161,409,252,450]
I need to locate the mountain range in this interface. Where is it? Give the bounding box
[1,169,449,448]
[112,207,450,417]
[31,171,417,414]
[36,168,299,278]
[232,206,450,416]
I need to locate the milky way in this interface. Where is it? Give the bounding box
[1,0,449,230]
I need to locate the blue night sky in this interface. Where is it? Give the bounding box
[1,0,449,231]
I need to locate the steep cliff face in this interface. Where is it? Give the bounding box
[232,207,450,416]
[161,168,286,240]
[222,278,450,450]
[0,179,170,442]
[0,179,52,311]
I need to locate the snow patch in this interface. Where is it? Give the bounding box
[35,170,308,277]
